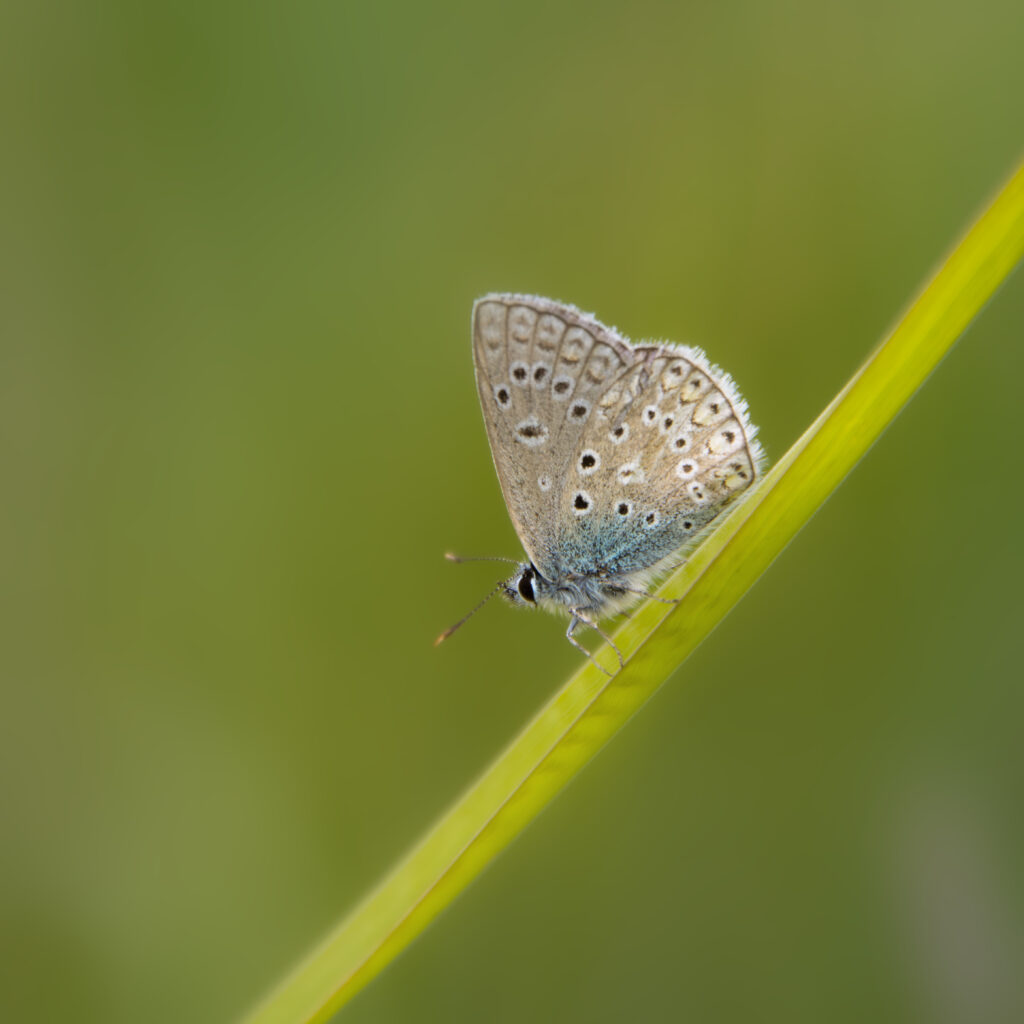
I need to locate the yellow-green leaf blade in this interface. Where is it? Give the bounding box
[244,160,1024,1024]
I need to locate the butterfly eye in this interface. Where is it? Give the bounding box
[517,570,536,602]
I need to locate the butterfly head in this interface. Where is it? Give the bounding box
[503,563,542,606]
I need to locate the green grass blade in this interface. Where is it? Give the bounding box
[244,160,1024,1024]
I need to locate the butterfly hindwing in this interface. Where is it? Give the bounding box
[556,342,763,577]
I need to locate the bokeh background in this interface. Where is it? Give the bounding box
[2,3,1022,1022]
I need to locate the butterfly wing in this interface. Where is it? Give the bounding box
[553,339,764,580]
[473,294,764,584]
[472,294,637,579]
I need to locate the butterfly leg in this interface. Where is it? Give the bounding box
[565,616,614,676]
[569,611,624,672]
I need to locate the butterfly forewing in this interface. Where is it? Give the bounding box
[473,293,762,585]
[474,295,636,577]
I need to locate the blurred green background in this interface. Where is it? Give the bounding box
[2,2,1022,1022]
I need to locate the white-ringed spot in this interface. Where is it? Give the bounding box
[692,391,729,427]
[572,490,593,516]
[567,399,591,423]
[679,372,709,403]
[551,374,575,401]
[515,416,549,447]
[617,461,644,486]
[707,422,741,455]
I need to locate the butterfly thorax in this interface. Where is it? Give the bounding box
[503,561,645,620]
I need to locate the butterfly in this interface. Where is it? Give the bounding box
[441,294,764,668]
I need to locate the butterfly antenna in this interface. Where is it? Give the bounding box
[444,552,519,565]
[434,578,507,646]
